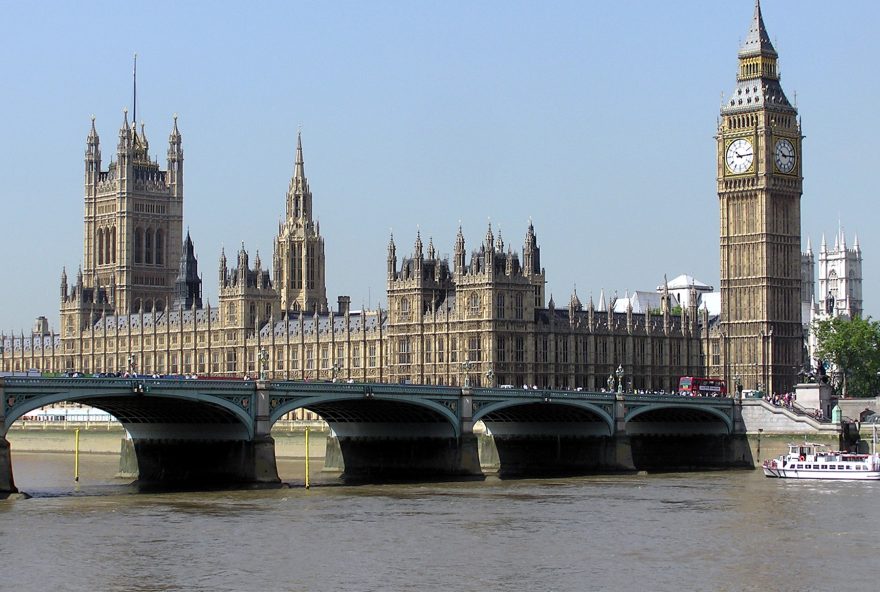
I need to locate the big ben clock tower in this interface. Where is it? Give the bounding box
[717,1,804,395]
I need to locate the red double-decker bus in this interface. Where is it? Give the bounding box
[678,376,727,397]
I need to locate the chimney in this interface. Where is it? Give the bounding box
[337,295,351,316]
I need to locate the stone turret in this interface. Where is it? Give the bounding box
[274,131,328,314]
[387,233,398,280]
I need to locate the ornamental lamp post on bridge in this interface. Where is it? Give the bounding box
[461,359,473,388]
[485,368,495,388]
[615,364,624,395]
[127,354,135,376]
[258,347,269,381]
[734,374,742,399]
[331,362,340,383]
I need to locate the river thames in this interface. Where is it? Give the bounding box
[2,452,879,592]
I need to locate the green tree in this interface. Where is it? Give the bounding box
[812,316,880,398]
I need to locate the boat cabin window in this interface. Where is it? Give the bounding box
[820,465,827,469]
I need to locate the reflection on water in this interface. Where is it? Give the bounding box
[3,453,880,592]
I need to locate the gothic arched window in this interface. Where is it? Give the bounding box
[306,245,316,289]
[145,229,154,264]
[469,293,480,317]
[110,227,116,263]
[828,270,839,301]
[155,229,164,265]
[134,228,144,264]
[96,229,104,265]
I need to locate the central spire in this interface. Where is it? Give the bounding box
[286,130,313,225]
[275,128,328,315]
[294,130,305,182]
[724,1,792,114]
[739,0,777,59]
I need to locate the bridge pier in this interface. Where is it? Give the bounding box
[612,393,636,471]
[133,436,280,487]
[0,436,18,495]
[0,382,17,494]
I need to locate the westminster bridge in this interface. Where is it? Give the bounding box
[0,377,752,493]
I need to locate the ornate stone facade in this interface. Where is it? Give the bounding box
[0,121,702,390]
[385,225,703,390]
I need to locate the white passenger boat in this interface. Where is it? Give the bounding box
[762,441,880,480]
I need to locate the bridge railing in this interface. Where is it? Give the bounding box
[2,376,256,391]
[473,387,615,401]
[267,381,461,397]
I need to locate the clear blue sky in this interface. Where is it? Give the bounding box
[1,0,877,331]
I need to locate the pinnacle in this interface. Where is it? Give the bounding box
[739,0,777,58]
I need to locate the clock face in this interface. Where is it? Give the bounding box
[725,138,753,174]
[774,138,796,173]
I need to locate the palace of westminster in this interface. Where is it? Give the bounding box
[0,3,864,396]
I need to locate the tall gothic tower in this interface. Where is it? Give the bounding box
[818,230,862,319]
[79,111,184,317]
[717,1,803,394]
[273,132,329,314]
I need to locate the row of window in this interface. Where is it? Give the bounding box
[794,464,865,471]
[96,227,117,265]
[286,245,318,289]
[133,202,167,214]
[394,335,684,367]
[397,292,527,321]
[49,343,383,376]
[133,227,166,265]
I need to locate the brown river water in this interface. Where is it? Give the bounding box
[2,451,879,592]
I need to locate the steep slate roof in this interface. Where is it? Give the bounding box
[260,311,384,338]
[739,0,777,58]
